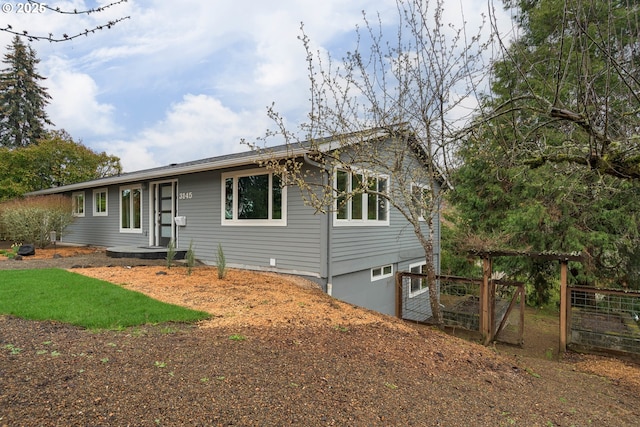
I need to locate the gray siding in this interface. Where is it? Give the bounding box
[331,267,397,316]
[171,169,325,276]
[331,209,427,275]
[325,142,443,315]
[328,141,442,277]
[62,186,150,247]
[59,168,326,276]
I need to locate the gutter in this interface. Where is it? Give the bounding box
[303,153,333,296]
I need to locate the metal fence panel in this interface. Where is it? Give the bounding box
[569,287,640,356]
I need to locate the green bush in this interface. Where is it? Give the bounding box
[186,240,196,276]
[216,243,226,279]
[0,195,74,248]
[166,239,176,269]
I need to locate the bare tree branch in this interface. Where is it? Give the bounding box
[0,0,130,42]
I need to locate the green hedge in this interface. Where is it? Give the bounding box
[0,195,74,248]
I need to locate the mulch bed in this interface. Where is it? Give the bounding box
[1,246,640,426]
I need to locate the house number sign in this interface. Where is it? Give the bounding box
[178,192,193,200]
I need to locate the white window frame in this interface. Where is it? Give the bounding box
[334,167,389,226]
[119,185,143,233]
[71,191,85,217]
[411,183,431,222]
[221,168,287,226]
[371,264,393,281]
[92,188,108,217]
[409,261,429,297]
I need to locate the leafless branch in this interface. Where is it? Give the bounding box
[1,1,130,42]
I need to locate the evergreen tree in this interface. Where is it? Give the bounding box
[447,0,640,304]
[483,0,640,179]
[0,36,53,148]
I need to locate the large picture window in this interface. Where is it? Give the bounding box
[335,168,389,225]
[120,185,142,232]
[93,188,108,217]
[222,169,286,225]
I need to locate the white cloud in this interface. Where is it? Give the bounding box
[0,0,511,173]
[43,56,118,138]
[100,94,269,171]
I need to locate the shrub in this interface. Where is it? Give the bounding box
[186,240,196,276]
[166,239,176,269]
[216,243,226,279]
[0,195,73,248]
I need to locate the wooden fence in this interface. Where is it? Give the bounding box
[395,271,525,346]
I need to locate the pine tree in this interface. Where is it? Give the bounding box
[0,36,53,148]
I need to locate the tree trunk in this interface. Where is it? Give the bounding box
[415,227,442,326]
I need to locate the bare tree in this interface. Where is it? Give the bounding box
[247,0,491,324]
[0,0,130,43]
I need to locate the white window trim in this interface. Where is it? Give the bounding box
[408,261,429,297]
[371,264,393,281]
[411,183,431,222]
[119,184,143,234]
[72,191,85,217]
[333,167,390,227]
[221,168,287,226]
[92,188,108,217]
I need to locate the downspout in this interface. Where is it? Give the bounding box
[304,153,333,296]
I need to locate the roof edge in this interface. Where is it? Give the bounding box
[26,145,310,196]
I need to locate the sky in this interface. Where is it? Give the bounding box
[0,0,514,171]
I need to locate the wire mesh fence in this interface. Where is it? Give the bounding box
[396,273,524,345]
[568,287,640,356]
[440,277,482,331]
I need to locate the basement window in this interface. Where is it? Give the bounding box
[371,264,393,281]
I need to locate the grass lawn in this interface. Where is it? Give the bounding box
[0,268,209,329]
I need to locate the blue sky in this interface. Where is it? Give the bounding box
[1,0,512,171]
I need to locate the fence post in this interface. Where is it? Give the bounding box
[395,272,403,319]
[559,260,568,352]
[481,257,492,345]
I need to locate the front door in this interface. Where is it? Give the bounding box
[155,182,176,247]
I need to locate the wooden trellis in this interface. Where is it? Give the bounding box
[397,250,584,351]
[471,250,584,349]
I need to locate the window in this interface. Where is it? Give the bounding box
[371,264,393,281]
[72,192,85,217]
[120,185,142,232]
[409,261,429,297]
[335,168,389,225]
[411,183,431,221]
[222,169,286,225]
[93,189,108,216]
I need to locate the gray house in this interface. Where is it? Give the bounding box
[29,133,442,316]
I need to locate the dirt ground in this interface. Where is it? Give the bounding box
[1,245,640,426]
